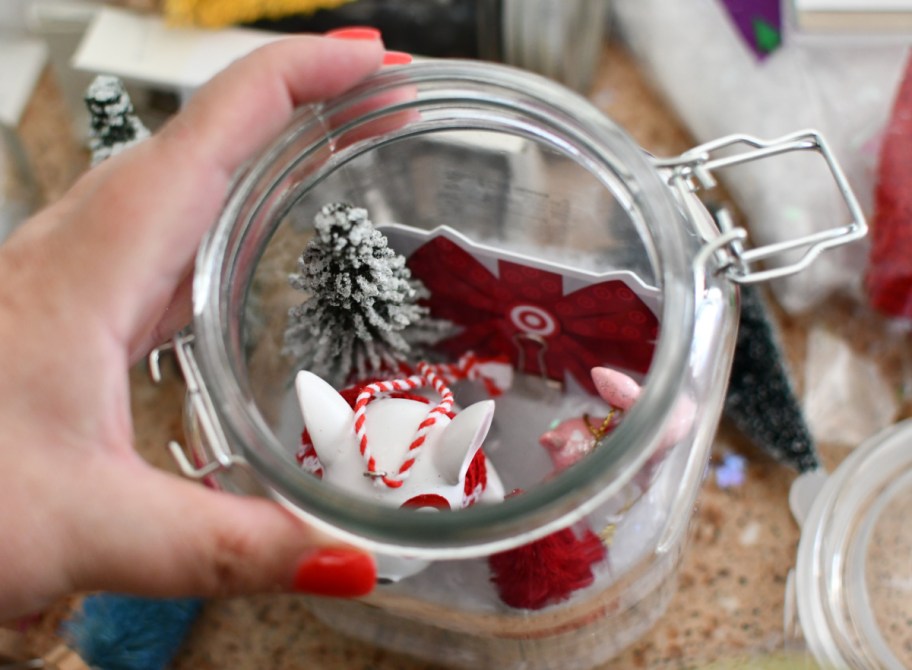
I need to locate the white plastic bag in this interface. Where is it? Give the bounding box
[613,0,908,313]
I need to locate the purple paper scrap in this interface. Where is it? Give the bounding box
[718,0,782,60]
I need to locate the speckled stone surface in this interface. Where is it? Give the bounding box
[12,41,912,670]
[17,66,87,204]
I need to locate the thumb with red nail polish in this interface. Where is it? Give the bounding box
[0,35,385,620]
[326,26,383,42]
[293,548,376,597]
[382,51,413,66]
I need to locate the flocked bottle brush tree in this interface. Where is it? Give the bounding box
[283,202,452,386]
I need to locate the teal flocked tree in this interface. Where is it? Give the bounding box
[284,203,451,385]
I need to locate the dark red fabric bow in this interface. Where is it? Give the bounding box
[407,236,658,395]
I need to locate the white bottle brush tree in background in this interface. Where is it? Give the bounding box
[284,203,452,386]
[84,75,150,166]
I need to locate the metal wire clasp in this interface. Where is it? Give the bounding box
[653,130,867,285]
[148,332,246,480]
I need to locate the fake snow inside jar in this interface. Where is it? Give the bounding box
[158,61,866,670]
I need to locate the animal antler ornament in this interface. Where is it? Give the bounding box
[294,355,511,508]
[294,355,510,581]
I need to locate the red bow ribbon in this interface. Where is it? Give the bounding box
[407,236,658,395]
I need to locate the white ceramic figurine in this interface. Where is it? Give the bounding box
[295,369,506,580]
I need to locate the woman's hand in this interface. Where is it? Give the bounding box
[0,35,383,620]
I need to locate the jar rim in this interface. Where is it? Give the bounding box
[795,419,912,669]
[193,60,699,557]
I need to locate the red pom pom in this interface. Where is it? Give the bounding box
[488,526,606,610]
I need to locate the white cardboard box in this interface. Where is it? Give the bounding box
[0,38,49,127]
[72,7,279,98]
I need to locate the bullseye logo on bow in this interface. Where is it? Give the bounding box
[509,304,559,337]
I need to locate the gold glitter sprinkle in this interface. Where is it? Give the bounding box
[599,497,638,547]
[583,408,618,442]
[599,523,618,546]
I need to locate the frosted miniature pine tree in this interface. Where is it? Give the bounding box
[84,75,150,166]
[284,203,451,384]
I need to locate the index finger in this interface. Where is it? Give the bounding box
[160,34,385,180]
[57,36,384,342]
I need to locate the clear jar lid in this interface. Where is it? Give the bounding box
[793,419,912,669]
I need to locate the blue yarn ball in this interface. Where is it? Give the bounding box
[63,594,203,670]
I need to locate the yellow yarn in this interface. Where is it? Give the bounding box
[164,0,355,28]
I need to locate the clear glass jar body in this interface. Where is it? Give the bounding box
[187,61,739,670]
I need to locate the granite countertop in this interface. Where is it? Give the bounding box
[13,41,912,669]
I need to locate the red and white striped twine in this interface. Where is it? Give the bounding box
[353,361,454,488]
[437,352,509,397]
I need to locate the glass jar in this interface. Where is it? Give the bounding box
[152,60,865,669]
[786,419,912,670]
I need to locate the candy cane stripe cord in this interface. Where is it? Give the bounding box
[441,352,511,397]
[353,363,455,488]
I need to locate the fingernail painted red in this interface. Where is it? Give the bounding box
[326,26,382,41]
[382,51,413,66]
[293,548,376,597]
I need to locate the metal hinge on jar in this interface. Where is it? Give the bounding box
[148,332,247,479]
[653,129,867,285]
